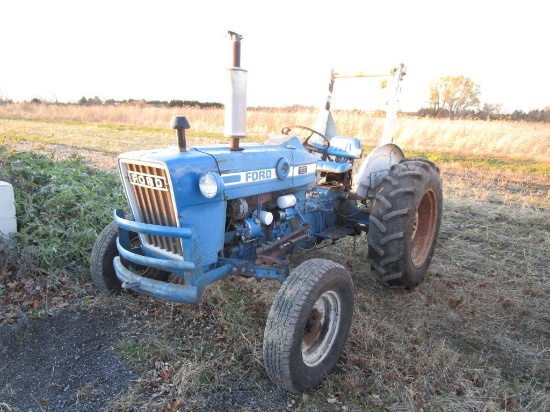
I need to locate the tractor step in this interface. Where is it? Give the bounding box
[319,226,355,240]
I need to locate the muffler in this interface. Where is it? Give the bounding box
[225,31,247,151]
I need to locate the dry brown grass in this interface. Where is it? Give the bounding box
[2,102,550,162]
[1,105,549,411]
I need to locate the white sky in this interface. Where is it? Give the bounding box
[1,0,547,113]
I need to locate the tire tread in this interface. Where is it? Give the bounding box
[367,158,443,288]
[263,259,354,392]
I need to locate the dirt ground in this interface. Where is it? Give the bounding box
[0,298,300,412]
[0,303,136,411]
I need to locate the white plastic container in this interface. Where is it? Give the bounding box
[0,181,17,238]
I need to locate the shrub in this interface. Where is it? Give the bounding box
[0,149,125,276]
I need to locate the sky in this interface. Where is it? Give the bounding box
[1,0,548,113]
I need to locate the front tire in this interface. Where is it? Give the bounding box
[90,221,169,294]
[263,259,354,392]
[90,221,123,293]
[367,158,442,288]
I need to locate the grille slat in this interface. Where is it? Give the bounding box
[125,163,183,256]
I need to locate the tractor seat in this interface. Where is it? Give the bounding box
[326,136,363,159]
[316,136,362,174]
[316,160,352,174]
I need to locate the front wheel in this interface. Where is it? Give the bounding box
[90,221,169,294]
[263,259,354,392]
[367,158,443,288]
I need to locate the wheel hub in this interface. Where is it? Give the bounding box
[411,188,439,268]
[302,291,341,367]
[411,211,419,239]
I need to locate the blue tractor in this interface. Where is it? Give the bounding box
[91,32,442,392]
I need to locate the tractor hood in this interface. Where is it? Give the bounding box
[117,136,318,207]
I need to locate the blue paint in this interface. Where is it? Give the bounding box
[111,135,367,304]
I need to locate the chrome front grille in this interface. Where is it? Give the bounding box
[124,162,183,256]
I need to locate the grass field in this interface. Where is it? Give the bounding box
[1,103,550,162]
[0,106,549,411]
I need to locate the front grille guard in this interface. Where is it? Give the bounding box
[113,209,233,304]
[121,161,182,256]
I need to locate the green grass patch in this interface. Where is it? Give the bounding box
[0,115,164,133]
[118,341,151,365]
[406,150,550,174]
[358,143,550,174]
[0,117,225,154]
[0,147,125,276]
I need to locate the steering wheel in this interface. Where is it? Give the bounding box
[281,125,330,152]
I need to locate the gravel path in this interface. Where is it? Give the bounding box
[0,305,136,411]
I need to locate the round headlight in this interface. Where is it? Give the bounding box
[199,172,221,198]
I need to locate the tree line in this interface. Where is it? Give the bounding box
[417,75,550,122]
[8,77,549,122]
[77,96,223,109]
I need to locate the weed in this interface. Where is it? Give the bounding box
[0,148,125,323]
[118,341,150,365]
[0,149,125,276]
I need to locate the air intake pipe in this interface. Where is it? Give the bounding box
[225,31,247,151]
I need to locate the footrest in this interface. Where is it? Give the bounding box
[320,226,355,240]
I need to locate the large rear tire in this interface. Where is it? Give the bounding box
[90,221,169,294]
[367,158,442,288]
[263,259,354,392]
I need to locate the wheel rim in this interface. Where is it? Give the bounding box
[126,234,166,279]
[411,188,439,268]
[302,291,341,367]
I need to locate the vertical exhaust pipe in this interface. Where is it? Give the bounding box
[225,31,247,151]
[170,116,191,152]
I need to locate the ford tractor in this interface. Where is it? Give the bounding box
[91,32,442,392]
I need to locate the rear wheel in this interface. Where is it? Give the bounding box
[90,221,169,294]
[263,259,354,392]
[367,158,442,288]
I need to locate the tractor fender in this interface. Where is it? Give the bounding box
[353,143,405,198]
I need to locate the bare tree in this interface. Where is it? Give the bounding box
[0,88,11,104]
[429,75,480,116]
[479,102,503,120]
[428,83,443,115]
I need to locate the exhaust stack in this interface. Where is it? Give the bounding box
[225,31,247,151]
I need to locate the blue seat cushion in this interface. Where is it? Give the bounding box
[316,160,352,174]
[326,136,363,159]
